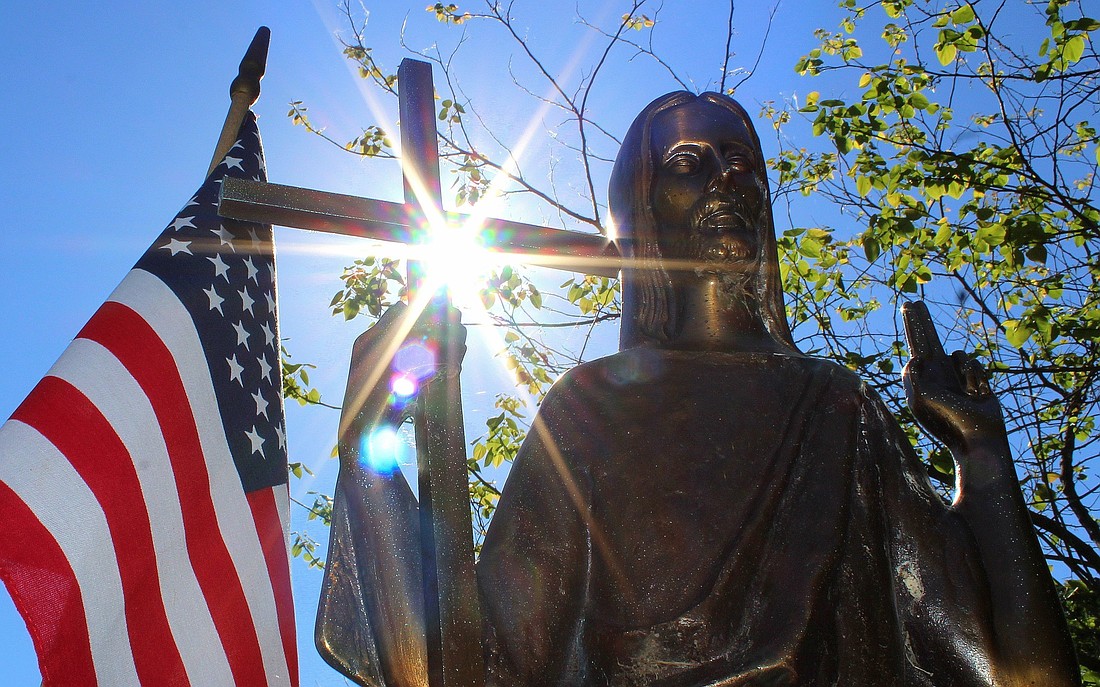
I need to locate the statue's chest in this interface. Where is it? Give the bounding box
[563,358,818,619]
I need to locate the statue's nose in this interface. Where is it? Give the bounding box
[705,159,737,194]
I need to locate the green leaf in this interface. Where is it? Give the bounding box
[935,42,958,65]
[951,4,975,24]
[799,237,822,258]
[343,300,360,320]
[1003,319,1033,348]
[856,175,872,197]
[862,236,881,262]
[1064,34,1086,64]
[1066,17,1100,32]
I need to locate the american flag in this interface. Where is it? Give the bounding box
[0,112,298,686]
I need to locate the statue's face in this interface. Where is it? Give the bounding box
[649,99,764,268]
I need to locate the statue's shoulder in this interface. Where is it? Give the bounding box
[793,355,876,406]
[543,348,682,393]
[547,348,867,397]
[537,353,622,403]
[802,354,864,385]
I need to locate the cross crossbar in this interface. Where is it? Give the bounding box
[218,177,619,278]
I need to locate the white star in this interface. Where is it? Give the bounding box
[204,285,224,314]
[233,321,250,348]
[267,263,275,282]
[275,424,286,450]
[230,140,244,152]
[227,354,245,385]
[245,426,265,455]
[244,257,259,284]
[247,227,261,248]
[184,194,199,208]
[211,224,235,251]
[264,292,276,314]
[261,322,275,348]
[161,238,192,256]
[240,287,255,315]
[223,156,245,171]
[252,390,269,419]
[258,355,273,382]
[208,254,230,281]
[169,216,196,232]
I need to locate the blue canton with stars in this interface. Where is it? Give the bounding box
[133,113,287,492]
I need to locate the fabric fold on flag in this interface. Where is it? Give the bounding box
[0,112,298,687]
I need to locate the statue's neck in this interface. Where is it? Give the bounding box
[668,272,781,352]
[620,270,785,354]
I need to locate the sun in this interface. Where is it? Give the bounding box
[414,218,501,311]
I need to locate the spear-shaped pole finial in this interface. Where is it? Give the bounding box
[207,27,270,177]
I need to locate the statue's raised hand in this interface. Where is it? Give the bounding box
[339,298,467,459]
[902,300,1006,453]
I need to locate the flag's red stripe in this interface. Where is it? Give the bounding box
[80,302,269,686]
[0,480,98,687]
[248,487,299,686]
[13,378,188,685]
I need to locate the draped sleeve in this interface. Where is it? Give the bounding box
[856,382,998,686]
[478,374,595,685]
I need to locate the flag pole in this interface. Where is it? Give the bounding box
[207,27,270,177]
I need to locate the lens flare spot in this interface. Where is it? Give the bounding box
[391,374,417,398]
[394,342,437,381]
[361,427,405,474]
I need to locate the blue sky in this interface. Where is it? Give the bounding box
[0,2,831,683]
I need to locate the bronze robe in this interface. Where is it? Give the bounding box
[478,349,995,686]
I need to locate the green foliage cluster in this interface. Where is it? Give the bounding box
[767,0,1099,674]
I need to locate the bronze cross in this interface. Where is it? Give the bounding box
[218,58,618,687]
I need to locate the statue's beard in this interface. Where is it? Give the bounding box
[655,193,763,272]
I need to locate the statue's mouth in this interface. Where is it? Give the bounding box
[697,210,743,231]
[691,195,754,234]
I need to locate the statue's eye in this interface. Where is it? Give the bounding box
[726,155,752,174]
[665,151,700,174]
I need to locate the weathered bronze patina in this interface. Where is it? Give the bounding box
[320,91,1080,686]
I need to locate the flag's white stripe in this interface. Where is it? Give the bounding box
[276,482,291,550]
[51,339,235,686]
[0,420,141,687]
[109,269,291,685]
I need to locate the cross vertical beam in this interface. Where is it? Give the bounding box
[398,59,442,294]
[397,59,485,687]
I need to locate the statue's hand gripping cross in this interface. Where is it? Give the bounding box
[217,59,617,687]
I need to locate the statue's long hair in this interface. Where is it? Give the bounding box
[609,91,799,352]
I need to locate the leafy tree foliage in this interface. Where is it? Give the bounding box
[768,0,1100,674]
[287,0,1099,674]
